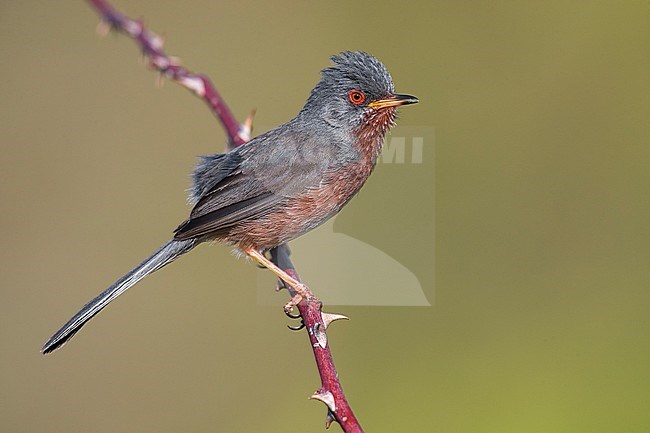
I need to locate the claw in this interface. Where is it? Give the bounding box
[284,299,303,330]
[283,294,303,314]
[284,309,301,320]
[287,321,305,331]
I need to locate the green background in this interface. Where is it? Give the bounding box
[1,1,647,432]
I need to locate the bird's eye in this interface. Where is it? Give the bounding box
[348,89,366,105]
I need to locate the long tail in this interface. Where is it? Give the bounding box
[42,238,198,354]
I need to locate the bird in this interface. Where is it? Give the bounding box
[42,51,418,354]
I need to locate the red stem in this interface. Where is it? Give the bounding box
[87,0,247,147]
[271,246,362,431]
[299,290,363,432]
[85,1,364,431]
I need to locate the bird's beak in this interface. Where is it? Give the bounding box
[368,93,419,109]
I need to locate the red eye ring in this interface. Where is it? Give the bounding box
[348,89,366,105]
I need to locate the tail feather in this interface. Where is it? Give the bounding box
[42,238,198,354]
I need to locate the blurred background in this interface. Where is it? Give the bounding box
[1,1,647,432]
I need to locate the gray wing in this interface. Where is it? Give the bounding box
[174,126,341,240]
[174,173,284,240]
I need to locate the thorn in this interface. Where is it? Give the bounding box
[151,55,169,70]
[275,279,286,292]
[321,312,350,330]
[150,32,165,51]
[96,20,111,37]
[122,17,142,37]
[139,52,146,65]
[325,409,337,429]
[240,108,256,141]
[310,390,336,413]
[155,72,165,88]
[313,322,327,349]
[178,75,205,98]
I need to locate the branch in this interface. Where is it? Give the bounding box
[88,0,250,148]
[86,1,364,432]
[271,246,362,432]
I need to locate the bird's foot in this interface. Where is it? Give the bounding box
[282,280,317,313]
[284,303,304,330]
[284,307,301,320]
[284,293,303,315]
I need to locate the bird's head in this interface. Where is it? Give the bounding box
[300,51,418,138]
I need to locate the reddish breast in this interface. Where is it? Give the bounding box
[229,107,395,250]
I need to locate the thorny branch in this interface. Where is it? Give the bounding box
[89,0,249,148]
[86,1,363,432]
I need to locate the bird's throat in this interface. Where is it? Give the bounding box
[354,107,397,164]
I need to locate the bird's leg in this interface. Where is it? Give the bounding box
[243,247,314,313]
